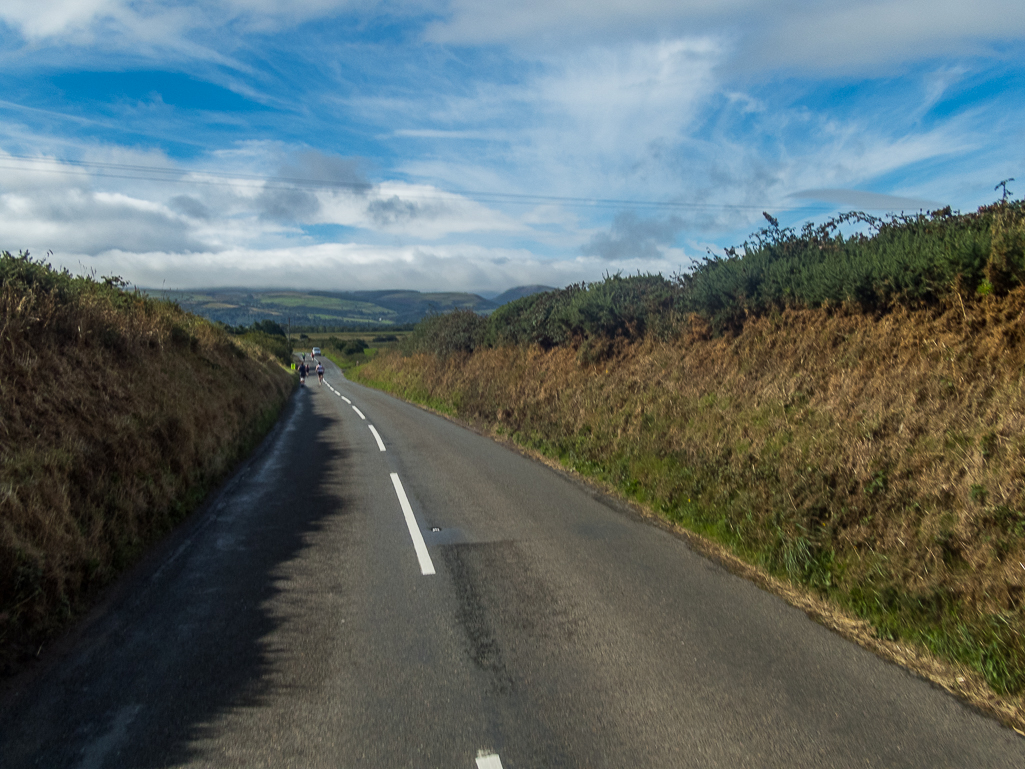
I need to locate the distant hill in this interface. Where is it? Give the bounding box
[147,286,552,328]
[492,285,556,306]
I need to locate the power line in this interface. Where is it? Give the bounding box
[0,153,847,213]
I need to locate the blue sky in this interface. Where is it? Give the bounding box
[0,1,1023,293]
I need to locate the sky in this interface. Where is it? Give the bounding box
[0,1,1023,294]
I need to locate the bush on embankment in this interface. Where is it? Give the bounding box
[0,252,294,674]
[408,200,1025,360]
[351,200,1025,718]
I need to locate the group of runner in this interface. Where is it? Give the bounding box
[297,354,325,386]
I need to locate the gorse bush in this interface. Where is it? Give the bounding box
[404,309,489,356]
[484,274,677,349]
[409,198,1025,357]
[679,204,1002,330]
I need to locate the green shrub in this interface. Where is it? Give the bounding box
[343,338,369,355]
[483,284,585,349]
[404,198,1023,355]
[677,204,1008,331]
[404,310,488,356]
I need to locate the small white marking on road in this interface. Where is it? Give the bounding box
[352,406,366,420]
[341,395,352,404]
[390,473,435,576]
[476,753,504,769]
[368,425,386,451]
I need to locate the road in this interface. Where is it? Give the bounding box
[1,358,1023,768]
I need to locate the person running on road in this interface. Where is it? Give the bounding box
[298,361,308,386]
[316,361,325,384]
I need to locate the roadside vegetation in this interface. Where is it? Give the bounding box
[352,198,1025,726]
[304,330,409,373]
[221,319,294,366]
[0,251,294,675]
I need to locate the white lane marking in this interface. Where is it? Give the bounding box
[352,405,366,420]
[476,754,504,769]
[389,473,435,576]
[368,425,386,452]
[341,395,352,404]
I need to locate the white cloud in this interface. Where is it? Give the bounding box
[52,242,679,292]
[0,0,118,39]
[426,1,1025,75]
[0,187,207,255]
[0,0,368,41]
[316,182,524,237]
[739,1,1025,75]
[381,37,724,210]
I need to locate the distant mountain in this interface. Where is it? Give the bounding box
[491,285,556,306]
[148,288,499,328]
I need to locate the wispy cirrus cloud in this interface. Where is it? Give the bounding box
[0,1,1021,293]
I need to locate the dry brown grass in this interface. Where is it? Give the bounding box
[0,281,293,673]
[353,288,1025,728]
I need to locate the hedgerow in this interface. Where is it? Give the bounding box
[404,309,489,356]
[408,198,1025,357]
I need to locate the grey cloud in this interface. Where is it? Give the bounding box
[256,186,320,221]
[366,195,446,226]
[169,195,211,219]
[257,150,372,222]
[582,211,685,260]
[279,151,372,194]
[789,189,944,212]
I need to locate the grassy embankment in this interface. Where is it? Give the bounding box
[352,201,1025,728]
[0,252,294,675]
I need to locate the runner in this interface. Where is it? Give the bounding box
[298,360,307,387]
[316,361,325,385]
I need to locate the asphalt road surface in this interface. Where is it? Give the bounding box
[2,358,1024,768]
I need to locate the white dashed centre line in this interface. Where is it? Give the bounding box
[389,473,435,576]
[476,754,504,769]
[368,425,386,452]
[341,395,352,404]
[352,406,366,420]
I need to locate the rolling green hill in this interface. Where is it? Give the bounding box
[146,286,553,328]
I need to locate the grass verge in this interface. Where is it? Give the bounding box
[0,253,295,675]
